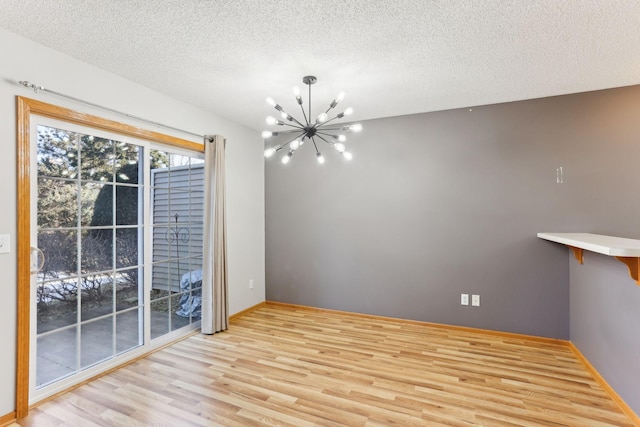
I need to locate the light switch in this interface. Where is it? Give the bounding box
[0,234,10,254]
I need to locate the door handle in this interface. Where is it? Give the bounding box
[30,246,45,274]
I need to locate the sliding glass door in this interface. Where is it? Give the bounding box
[149,151,204,338]
[30,116,203,401]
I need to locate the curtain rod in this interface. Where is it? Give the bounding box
[18,80,206,140]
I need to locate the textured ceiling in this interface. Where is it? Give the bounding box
[1,1,640,131]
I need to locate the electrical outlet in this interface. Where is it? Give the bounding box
[461,293,469,306]
[249,279,254,290]
[0,234,10,254]
[472,294,480,307]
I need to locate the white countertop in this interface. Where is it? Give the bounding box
[537,233,640,257]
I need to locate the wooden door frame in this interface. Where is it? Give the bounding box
[15,96,203,417]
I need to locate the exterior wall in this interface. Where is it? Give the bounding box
[151,164,205,291]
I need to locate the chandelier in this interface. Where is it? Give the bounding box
[262,75,362,164]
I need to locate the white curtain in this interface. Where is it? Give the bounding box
[201,134,228,334]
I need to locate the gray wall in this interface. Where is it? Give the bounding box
[570,253,640,415]
[266,85,640,341]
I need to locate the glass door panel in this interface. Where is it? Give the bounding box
[150,152,204,338]
[80,317,113,368]
[34,124,144,389]
[36,327,77,386]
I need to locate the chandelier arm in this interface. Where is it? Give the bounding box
[278,122,305,130]
[273,129,305,135]
[315,130,342,138]
[316,127,350,132]
[290,131,306,144]
[274,132,306,152]
[311,137,321,155]
[324,99,341,114]
[298,102,309,125]
[317,115,341,127]
[288,116,306,128]
[314,133,335,146]
[276,106,306,127]
[316,134,344,153]
[316,133,350,159]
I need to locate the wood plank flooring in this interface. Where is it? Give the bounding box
[17,303,636,426]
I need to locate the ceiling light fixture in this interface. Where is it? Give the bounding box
[262,75,362,165]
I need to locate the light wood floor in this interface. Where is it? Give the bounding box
[17,303,636,426]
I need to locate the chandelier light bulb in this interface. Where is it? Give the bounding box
[282,152,292,164]
[293,86,303,105]
[281,111,289,119]
[317,153,325,164]
[334,143,346,153]
[343,151,353,161]
[316,112,328,123]
[266,97,276,107]
[261,131,273,138]
[264,147,276,158]
[266,116,277,125]
[349,123,363,132]
[337,107,353,119]
[330,91,345,109]
[290,139,300,150]
[338,134,347,142]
